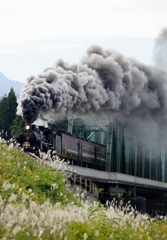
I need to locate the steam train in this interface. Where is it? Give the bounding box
[17,124,106,170]
[17,122,167,184]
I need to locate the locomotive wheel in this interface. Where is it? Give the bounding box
[35,147,40,157]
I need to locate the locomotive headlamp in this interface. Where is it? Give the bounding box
[26,125,30,130]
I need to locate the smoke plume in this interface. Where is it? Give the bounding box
[18,29,167,146]
[154,27,167,70]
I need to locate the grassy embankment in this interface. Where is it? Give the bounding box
[0,141,167,239]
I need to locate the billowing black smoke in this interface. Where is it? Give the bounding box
[18,28,167,146]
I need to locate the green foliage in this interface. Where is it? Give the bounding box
[7,231,39,240]
[67,203,112,240]
[0,144,76,205]
[0,88,18,140]
[67,220,112,240]
[11,115,26,138]
[66,220,167,240]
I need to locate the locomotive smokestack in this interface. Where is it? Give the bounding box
[17,28,167,146]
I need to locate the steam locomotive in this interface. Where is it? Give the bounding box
[17,124,106,170]
[17,122,167,184]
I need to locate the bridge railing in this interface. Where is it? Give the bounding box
[67,171,99,199]
[28,153,99,199]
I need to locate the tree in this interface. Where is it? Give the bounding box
[0,95,8,139]
[0,88,18,140]
[11,115,26,138]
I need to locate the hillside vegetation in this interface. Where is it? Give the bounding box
[1,141,167,240]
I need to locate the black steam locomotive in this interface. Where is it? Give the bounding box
[17,124,106,170]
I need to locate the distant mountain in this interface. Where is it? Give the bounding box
[0,72,24,98]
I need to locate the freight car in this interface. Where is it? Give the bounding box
[17,124,106,170]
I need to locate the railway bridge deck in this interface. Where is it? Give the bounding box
[69,165,167,190]
[69,165,167,201]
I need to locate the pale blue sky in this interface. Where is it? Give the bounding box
[0,0,166,83]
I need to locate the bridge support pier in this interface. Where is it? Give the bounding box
[105,123,113,172]
[127,186,136,197]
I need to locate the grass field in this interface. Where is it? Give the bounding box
[0,141,167,239]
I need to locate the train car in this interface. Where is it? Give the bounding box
[55,132,106,170]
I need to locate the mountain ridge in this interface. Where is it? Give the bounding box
[0,72,24,98]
